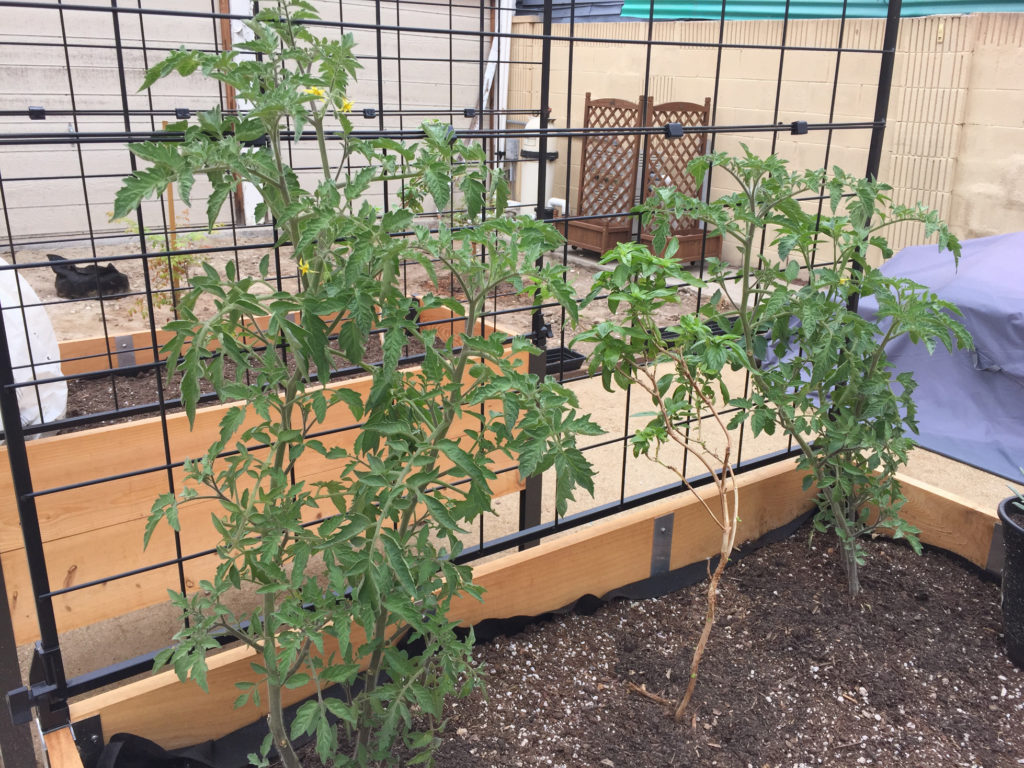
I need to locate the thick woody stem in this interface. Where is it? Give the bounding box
[674,480,736,721]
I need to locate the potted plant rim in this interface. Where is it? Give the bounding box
[999,482,1024,667]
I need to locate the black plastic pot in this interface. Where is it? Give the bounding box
[998,495,1024,668]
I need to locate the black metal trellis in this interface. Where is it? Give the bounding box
[0,0,903,763]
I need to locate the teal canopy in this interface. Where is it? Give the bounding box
[620,0,1024,19]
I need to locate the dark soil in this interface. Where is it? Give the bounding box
[60,333,425,432]
[1005,499,1024,528]
[294,528,1024,768]
[58,276,533,432]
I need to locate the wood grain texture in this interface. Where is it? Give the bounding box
[65,464,1005,750]
[453,459,816,627]
[895,472,998,569]
[2,309,526,643]
[44,726,85,768]
[67,460,817,749]
[58,330,171,375]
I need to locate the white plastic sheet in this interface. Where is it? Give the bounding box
[0,257,67,436]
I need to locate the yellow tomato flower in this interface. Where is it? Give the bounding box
[298,258,310,275]
[303,86,326,99]
[341,97,354,114]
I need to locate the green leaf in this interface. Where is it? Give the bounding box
[324,697,357,726]
[382,532,416,595]
[218,406,246,448]
[315,716,335,763]
[197,106,224,138]
[206,175,233,229]
[424,165,451,212]
[144,493,178,548]
[284,672,311,689]
[112,166,176,221]
[290,700,319,740]
[381,208,414,233]
[784,260,800,283]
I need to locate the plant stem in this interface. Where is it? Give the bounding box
[675,500,733,720]
[829,493,861,597]
[841,530,861,597]
[264,592,302,768]
[354,610,390,757]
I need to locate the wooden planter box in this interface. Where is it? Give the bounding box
[562,218,636,256]
[560,222,721,266]
[0,306,526,647]
[37,459,1005,767]
[640,230,722,265]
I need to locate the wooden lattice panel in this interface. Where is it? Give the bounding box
[642,97,711,237]
[575,94,644,226]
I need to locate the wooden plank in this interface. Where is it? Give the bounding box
[2,309,528,642]
[2,307,519,554]
[452,459,815,627]
[57,313,321,376]
[67,460,815,749]
[58,330,170,376]
[70,643,281,753]
[895,472,998,570]
[53,305,502,376]
[10,465,995,646]
[44,726,85,768]
[60,466,1007,751]
[3,520,206,645]
[2,444,524,645]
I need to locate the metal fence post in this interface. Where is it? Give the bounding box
[518,0,557,550]
[0,297,69,737]
[849,0,902,317]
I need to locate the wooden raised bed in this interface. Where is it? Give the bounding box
[8,307,1005,763]
[36,460,1006,766]
[0,305,526,646]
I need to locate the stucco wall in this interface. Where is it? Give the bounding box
[944,14,1024,241]
[510,12,1024,259]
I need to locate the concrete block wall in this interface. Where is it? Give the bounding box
[0,0,221,245]
[0,0,484,245]
[946,13,1024,241]
[511,12,1024,262]
[4,6,1021,251]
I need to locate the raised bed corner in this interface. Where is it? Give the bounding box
[1,306,527,645]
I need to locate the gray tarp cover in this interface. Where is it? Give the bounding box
[858,231,1024,482]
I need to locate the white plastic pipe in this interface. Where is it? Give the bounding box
[505,198,566,219]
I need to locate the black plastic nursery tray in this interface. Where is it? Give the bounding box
[544,346,587,378]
